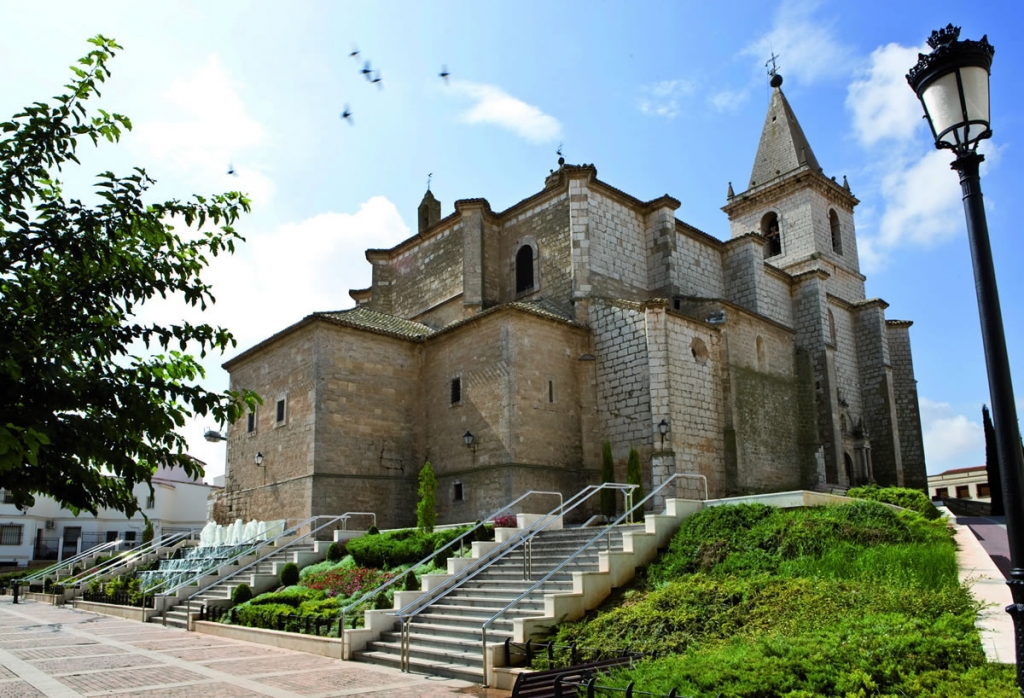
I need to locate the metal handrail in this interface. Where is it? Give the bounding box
[478,472,707,686]
[148,517,302,601]
[395,483,638,674]
[336,512,377,530]
[69,529,200,588]
[181,513,357,626]
[338,489,564,657]
[17,538,125,584]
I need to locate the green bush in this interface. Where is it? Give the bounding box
[402,570,419,591]
[626,447,643,503]
[234,602,297,631]
[373,591,391,610]
[848,485,942,520]
[250,586,320,608]
[416,462,437,533]
[231,583,252,606]
[299,555,357,581]
[367,525,380,535]
[326,542,343,562]
[297,597,339,617]
[142,520,154,544]
[280,562,299,587]
[346,525,473,569]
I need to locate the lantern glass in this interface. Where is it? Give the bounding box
[921,65,990,149]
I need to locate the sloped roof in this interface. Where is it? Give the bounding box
[317,306,433,339]
[749,83,820,188]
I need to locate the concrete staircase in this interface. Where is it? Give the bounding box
[348,499,698,684]
[156,540,324,629]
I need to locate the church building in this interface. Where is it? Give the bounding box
[221,74,927,528]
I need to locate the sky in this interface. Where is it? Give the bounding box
[2,0,1023,483]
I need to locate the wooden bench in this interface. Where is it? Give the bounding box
[511,656,633,698]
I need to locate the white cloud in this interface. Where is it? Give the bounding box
[638,79,697,120]
[741,0,854,86]
[450,80,562,143]
[876,149,962,249]
[919,398,985,474]
[846,42,928,148]
[709,88,748,113]
[131,55,274,206]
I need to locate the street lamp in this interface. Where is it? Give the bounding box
[203,429,227,443]
[908,25,1024,689]
[254,452,264,467]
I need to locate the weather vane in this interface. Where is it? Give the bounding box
[427,172,433,191]
[766,51,780,78]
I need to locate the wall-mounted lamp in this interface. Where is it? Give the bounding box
[658,419,669,449]
[204,429,227,443]
[463,431,475,448]
[254,452,265,467]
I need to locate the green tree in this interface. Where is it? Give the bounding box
[983,405,1005,516]
[416,461,437,533]
[626,446,643,504]
[601,440,616,517]
[0,36,258,517]
[142,521,154,544]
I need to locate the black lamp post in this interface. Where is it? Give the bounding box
[908,25,1024,691]
[658,419,669,450]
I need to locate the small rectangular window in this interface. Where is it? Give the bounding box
[454,482,464,501]
[934,487,948,500]
[276,398,286,424]
[451,377,462,405]
[977,482,991,498]
[0,489,14,504]
[548,380,554,403]
[124,531,137,542]
[106,531,118,543]
[955,485,970,499]
[146,494,155,509]
[0,524,23,546]
[247,410,256,433]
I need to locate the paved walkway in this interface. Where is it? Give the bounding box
[950,515,1015,664]
[0,599,510,698]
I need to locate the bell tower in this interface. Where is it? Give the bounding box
[722,72,864,304]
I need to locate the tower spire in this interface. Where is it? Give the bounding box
[747,71,820,188]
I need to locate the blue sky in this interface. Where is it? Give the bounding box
[3,0,1023,482]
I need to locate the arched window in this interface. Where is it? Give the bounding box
[760,212,781,258]
[829,209,843,255]
[756,335,767,372]
[515,244,534,294]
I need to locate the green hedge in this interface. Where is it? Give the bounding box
[249,586,320,608]
[346,525,473,569]
[848,485,942,520]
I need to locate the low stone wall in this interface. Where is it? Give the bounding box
[193,621,343,658]
[73,600,160,623]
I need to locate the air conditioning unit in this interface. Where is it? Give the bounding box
[44,520,56,530]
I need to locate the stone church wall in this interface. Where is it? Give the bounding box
[587,190,649,298]
[502,193,572,311]
[887,323,926,490]
[308,324,420,528]
[854,304,902,487]
[760,268,794,327]
[387,220,465,320]
[673,229,725,299]
[225,323,318,524]
[829,303,865,421]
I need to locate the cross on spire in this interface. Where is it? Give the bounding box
[766,51,780,78]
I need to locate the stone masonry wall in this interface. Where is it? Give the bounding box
[313,323,420,529]
[383,221,465,320]
[760,269,794,327]
[791,273,837,482]
[854,304,903,487]
[501,193,572,313]
[888,323,926,490]
[589,300,652,469]
[673,229,725,299]
[587,190,649,298]
[224,324,318,523]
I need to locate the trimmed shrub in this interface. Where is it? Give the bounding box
[416,462,437,533]
[626,447,643,503]
[250,586,321,607]
[373,592,391,610]
[142,520,154,544]
[326,542,343,562]
[367,525,379,535]
[235,602,296,630]
[402,570,419,592]
[280,562,299,587]
[231,583,252,606]
[848,485,942,520]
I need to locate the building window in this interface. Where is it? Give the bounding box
[450,377,462,405]
[124,531,137,542]
[977,482,991,498]
[454,482,464,501]
[106,531,118,543]
[934,487,948,500]
[0,524,23,546]
[515,244,535,294]
[761,212,781,258]
[548,380,554,403]
[146,494,155,509]
[275,398,287,425]
[0,489,14,504]
[955,485,970,499]
[829,209,843,255]
[247,409,256,433]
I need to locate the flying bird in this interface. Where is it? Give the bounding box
[340,105,353,123]
[439,65,450,83]
[227,163,238,176]
[371,70,383,89]
[556,143,563,157]
[361,61,373,80]
[349,46,360,60]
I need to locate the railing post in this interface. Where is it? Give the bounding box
[481,626,488,687]
[586,676,596,698]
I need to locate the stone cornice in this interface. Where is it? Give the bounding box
[722,168,859,217]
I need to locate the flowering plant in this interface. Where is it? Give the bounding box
[492,515,518,528]
[302,566,394,598]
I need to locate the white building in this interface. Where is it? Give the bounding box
[0,465,215,568]
[928,465,991,502]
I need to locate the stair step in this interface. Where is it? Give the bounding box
[352,650,482,683]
